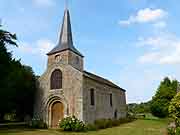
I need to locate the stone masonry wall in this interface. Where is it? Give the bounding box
[47,50,83,71]
[82,76,127,124]
[34,62,84,127]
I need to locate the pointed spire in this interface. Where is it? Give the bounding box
[47,9,83,57]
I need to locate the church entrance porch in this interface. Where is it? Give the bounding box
[49,101,64,128]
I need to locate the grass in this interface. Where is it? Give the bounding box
[0,119,168,135]
[136,113,160,120]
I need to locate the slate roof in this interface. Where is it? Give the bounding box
[47,9,83,57]
[83,71,126,92]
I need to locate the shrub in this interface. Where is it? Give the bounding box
[59,116,86,132]
[94,119,106,129]
[167,127,175,135]
[167,125,180,135]
[167,127,180,135]
[106,119,113,128]
[86,124,97,131]
[127,113,137,120]
[176,127,180,135]
[94,117,135,129]
[94,119,113,129]
[119,118,132,123]
[169,92,180,127]
[112,119,120,126]
[29,119,47,129]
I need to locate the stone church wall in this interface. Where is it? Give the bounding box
[47,50,83,71]
[34,63,84,127]
[34,7,127,128]
[82,76,127,123]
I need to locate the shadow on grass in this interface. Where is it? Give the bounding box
[0,123,45,134]
[0,128,39,134]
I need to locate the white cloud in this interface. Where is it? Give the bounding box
[119,8,167,25]
[137,34,180,64]
[137,36,174,50]
[33,0,55,7]
[138,52,161,63]
[18,39,54,56]
[153,21,167,29]
[36,39,54,55]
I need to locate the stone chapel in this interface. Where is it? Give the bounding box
[34,7,127,128]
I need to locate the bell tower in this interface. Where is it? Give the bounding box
[47,8,84,71]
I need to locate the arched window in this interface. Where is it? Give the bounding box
[50,69,62,89]
[90,89,95,106]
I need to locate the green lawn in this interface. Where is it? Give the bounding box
[0,119,168,135]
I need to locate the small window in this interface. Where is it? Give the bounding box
[110,93,112,106]
[75,56,79,64]
[114,109,117,119]
[90,89,95,106]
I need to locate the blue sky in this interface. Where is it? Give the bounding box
[1,0,180,103]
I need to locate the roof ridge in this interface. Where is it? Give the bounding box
[83,71,126,91]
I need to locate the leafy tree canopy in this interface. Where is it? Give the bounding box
[150,77,178,118]
[128,102,151,114]
[0,25,36,122]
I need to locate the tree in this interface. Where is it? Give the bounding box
[6,63,36,120]
[150,77,178,118]
[169,92,180,127]
[128,102,151,114]
[0,25,17,88]
[0,25,17,121]
[0,26,36,121]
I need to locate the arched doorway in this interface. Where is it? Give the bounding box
[51,101,64,128]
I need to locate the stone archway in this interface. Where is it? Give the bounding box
[51,101,64,128]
